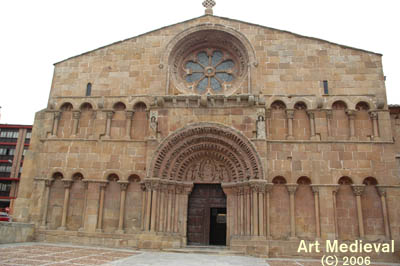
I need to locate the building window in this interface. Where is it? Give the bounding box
[86,83,92,96]
[183,49,236,94]
[26,131,32,139]
[0,130,19,138]
[323,80,329,94]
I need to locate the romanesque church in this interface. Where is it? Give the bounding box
[13,1,400,260]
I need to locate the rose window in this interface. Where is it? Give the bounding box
[184,49,236,94]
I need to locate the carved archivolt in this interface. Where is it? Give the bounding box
[149,123,264,182]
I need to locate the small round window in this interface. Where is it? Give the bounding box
[183,49,236,94]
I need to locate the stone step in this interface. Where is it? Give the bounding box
[163,245,245,256]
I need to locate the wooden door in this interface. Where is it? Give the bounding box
[187,184,226,245]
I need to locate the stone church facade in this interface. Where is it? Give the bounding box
[12,4,400,261]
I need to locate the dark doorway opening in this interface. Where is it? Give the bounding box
[209,207,226,245]
[187,184,226,246]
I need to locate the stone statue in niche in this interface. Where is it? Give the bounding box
[256,109,266,139]
[149,110,158,139]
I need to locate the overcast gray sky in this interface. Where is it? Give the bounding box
[1,0,399,125]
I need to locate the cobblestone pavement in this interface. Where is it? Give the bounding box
[1,243,398,266]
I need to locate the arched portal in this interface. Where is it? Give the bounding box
[149,123,264,182]
[141,123,266,247]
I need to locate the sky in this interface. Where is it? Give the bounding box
[1,0,399,125]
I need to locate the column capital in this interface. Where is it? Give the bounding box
[376,186,387,197]
[346,110,357,119]
[310,185,320,194]
[286,109,295,119]
[106,111,115,119]
[126,110,135,119]
[72,111,81,119]
[62,179,73,188]
[44,179,54,187]
[99,182,108,189]
[54,111,61,119]
[326,110,333,119]
[306,110,315,119]
[351,185,365,196]
[118,181,129,191]
[369,111,378,120]
[286,184,298,194]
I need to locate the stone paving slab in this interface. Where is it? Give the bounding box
[0,243,139,266]
[1,243,399,266]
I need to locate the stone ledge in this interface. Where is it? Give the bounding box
[0,222,35,244]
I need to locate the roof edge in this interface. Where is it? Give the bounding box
[54,14,382,65]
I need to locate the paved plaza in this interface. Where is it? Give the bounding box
[0,243,398,266]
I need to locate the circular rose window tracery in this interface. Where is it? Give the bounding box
[184,49,236,94]
[169,30,249,96]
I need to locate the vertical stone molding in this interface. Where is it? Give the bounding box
[245,185,251,235]
[124,111,134,140]
[286,110,295,140]
[116,182,129,234]
[40,179,53,229]
[265,109,271,138]
[326,110,333,140]
[78,181,89,232]
[103,111,114,139]
[352,185,365,238]
[71,111,81,137]
[377,186,391,239]
[307,111,319,140]
[239,186,245,236]
[51,112,61,138]
[222,184,236,245]
[369,111,380,140]
[311,185,321,238]
[265,184,272,238]
[59,180,73,230]
[332,185,340,239]
[286,184,298,239]
[346,110,357,140]
[166,184,175,233]
[96,182,108,232]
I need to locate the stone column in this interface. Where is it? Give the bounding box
[377,186,391,239]
[246,186,251,236]
[125,111,134,140]
[307,111,319,140]
[159,183,168,232]
[40,179,53,229]
[332,186,339,239]
[167,185,174,233]
[286,110,295,140]
[174,185,183,234]
[182,184,193,242]
[78,181,89,231]
[352,185,365,238]
[239,186,245,236]
[258,185,265,237]
[287,184,298,239]
[311,186,321,238]
[117,182,129,234]
[222,185,235,246]
[96,182,108,232]
[150,182,159,232]
[103,111,114,139]
[369,111,380,140]
[347,110,357,140]
[265,184,272,238]
[71,111,81,137]
[326,110,333,140]
[251,185,258,236]
[59,180,73,230]
[51,111,61,137]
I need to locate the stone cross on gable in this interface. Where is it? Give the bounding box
[203,0,216,15]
